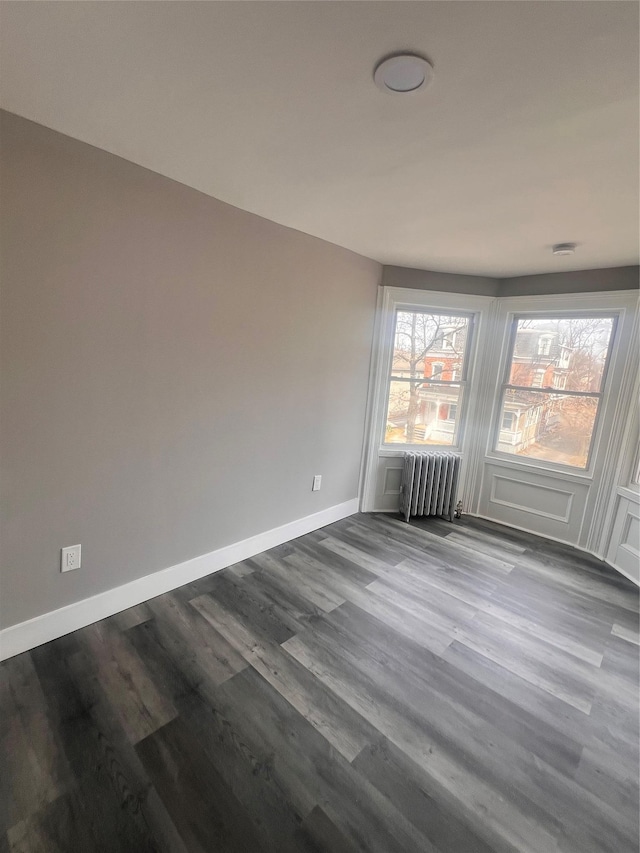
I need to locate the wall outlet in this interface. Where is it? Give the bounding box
[61,544,81,573]
[312,474,322,491]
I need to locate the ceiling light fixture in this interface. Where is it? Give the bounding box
[552,243,577,256]
[374,53,434,94]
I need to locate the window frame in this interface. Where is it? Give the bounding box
[501,411,517,431]
[537,334,553,356]
[383,306,476,450]
[531,368,545,388]
[363,286,637,550]
[491,310,619,472]
[430,361,445,380]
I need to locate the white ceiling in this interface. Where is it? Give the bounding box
[1,1,638,277]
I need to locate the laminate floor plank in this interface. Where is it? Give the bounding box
[292,536,382,586]
[322,601,585,777]
[155,586,250,684]
[299,805,361,853]
[286,603,628,852]
[509,560,638,613]
[283,628,562,853]
[394,555,498,610]
[367,563,480,624]
[247,549,346,612]
[227,561,255,578]
[191,592,379,762]
[574,737,640,820]
[197,572,297,646]
[110,602,153,631]
[468,598,606,666]
[203,666,437,853]
[488,591,609,649]
[309,532,397,577]
[451,615,604,712]
[612,621,640,644]
[362,513,517,577]
[1,655,71,832]
[2,512,638,852]
[139,688,324,853]
[443,526,528,557]
[282,551,371,606]
[441,639,602,745]
[134,715,268,853]
[77,620,178,743]
[352,737,511,853]
[124,617,218,712]
[331,580,457,656]
[21,643,183,852]
[313,521,404,566]
[218,563,328,636]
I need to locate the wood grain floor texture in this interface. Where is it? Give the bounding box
[2,513,638,853]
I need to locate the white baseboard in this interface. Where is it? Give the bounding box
[604,560,640,588]
[0,498,359,661]
[469,511,640,586]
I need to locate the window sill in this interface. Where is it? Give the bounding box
[484,451,594,482]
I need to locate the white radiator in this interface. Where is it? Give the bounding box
[399,451,461,523]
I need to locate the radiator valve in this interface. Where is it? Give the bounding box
[454,500,463,519]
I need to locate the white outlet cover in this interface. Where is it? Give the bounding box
[61,544,81,572]
[312,475,322,491]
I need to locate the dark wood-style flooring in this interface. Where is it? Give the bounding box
[2,513,639,852]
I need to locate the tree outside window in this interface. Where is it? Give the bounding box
[496,315,615,468]
[385,311,472,445]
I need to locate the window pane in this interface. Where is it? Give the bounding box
[386,382,461,445]
[384,311,470,446]
[497,390,598,468]
[385,310,472,446]
[391,311,469,384]
[509,317,614,392]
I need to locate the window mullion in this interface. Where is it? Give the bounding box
[503,385,602,399]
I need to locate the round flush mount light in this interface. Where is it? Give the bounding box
[374,53,434,94]
[552,243,577,256]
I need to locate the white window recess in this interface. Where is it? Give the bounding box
[361,287,639,578]
[360,288,494,514]
[469,290,638,559]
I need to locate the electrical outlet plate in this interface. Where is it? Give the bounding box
[61,544,81,572]
[312,475,322,491]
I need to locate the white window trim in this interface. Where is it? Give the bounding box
[485,303,624,478]
[361,287,638,565]
[471,290,638,556]
[360,288,494,512]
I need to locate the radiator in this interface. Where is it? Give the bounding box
[399,451,461,523]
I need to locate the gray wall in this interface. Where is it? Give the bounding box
[381,266,499,297]
[383,264,639,297]
[0,111,381,628]
[498,266,639,296]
